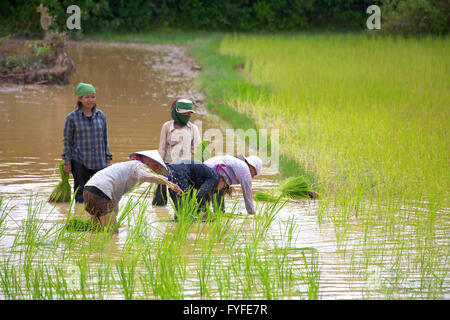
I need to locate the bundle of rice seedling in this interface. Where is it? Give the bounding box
[48,162,71,203]
[65,218,94,232]
[278,176,311,200]
[254,191,283,202]
[255,176,319,202]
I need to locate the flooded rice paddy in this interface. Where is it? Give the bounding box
[0,41,448,300]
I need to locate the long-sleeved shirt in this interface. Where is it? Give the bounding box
[204,155,255,215]
[168,161,219,200]
[158,120,201,164]
[85,160,168,202]
[62,106,112,169]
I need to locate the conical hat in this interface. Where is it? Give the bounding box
[129,150,167,170]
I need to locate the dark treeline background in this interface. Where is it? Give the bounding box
[0,0,448,36]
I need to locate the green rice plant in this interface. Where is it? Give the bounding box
[279,176,315,199]
[254,190,283,202]
[64,218,95,232]
[141,245,186,299]
[13,194,59,254]
[197,252,213,299]
[0,198,14,239]
[252,198,285,240]
[123,200,151,250]
[194,140,212,162]
[116,255,139,300]
[296,247,320,300]
[255,176,318,203]
[48,162,71,203]
[0,260,23,299]
[169,187,206,223]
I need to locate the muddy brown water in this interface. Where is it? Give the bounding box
[0,41,447,299]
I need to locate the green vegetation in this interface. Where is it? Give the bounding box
[0,192,318,299]
[219,33,449,202]
[89,31,448,298]
[255,176,318,202]
[218,32,449,298]
[0,0,373,37]
[2,1,448,37]
[1,0,448,297]
[48,162,71,203]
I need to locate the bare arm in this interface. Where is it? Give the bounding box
[137,165,183,195]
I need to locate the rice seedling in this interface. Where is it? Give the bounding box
[48,162,71,203]
[255,176,318,203]
[194,140,212,161]
[115,254,140,300]
[217,33,449,299]
[0,198,14,240]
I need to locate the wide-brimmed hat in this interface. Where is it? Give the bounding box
[238,155,262,176]
[129,150,167,170]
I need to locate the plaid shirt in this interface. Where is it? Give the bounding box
[62,106,112,169]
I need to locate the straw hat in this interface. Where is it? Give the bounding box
[129,150,167,170]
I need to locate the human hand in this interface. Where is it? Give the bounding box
[63,164,72,175]
[171,183,184,195]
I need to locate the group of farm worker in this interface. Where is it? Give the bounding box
[62,82,262,231]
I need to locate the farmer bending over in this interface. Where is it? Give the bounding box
[167,160,231,221]
[83,150,183,232]
[204,155,262,215]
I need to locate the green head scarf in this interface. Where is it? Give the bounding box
[75,82,96,97]
[171,99,194,126]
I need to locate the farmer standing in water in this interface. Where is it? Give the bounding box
[62,82,112,203]
[154,99,201,206]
